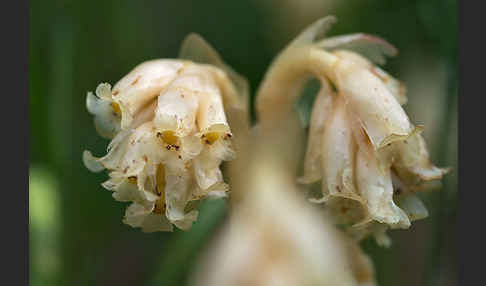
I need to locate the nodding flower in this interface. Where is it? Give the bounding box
[256,16,449,245]
[83,34,249,232]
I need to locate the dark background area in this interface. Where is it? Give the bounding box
[29,0,457,285]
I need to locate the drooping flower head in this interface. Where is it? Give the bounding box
[256,16,449,245]
[84,34,249,232]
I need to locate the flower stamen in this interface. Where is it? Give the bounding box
[202,132,219,145]
[111,102,122,117]
[158,130,179,145]
[128,176,137,184]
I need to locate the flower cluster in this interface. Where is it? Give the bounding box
[84,35,248,232]
[256,16,449,245]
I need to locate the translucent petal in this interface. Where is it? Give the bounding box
[288,16,337,47]
[99,129,132,170]
[123,203,173,232]
[86,91,121,139]
[95,82,113,100]
[193,149,224,190]
[179,33,250,102]
[111,178,158,204]
[83,150,104,173]
[172,210,199,230]
[395,193,429,221]
[164,164,194,222]
[317,33,398,65]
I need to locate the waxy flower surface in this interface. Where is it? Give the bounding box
[84,34,248,232]
[256,16,449,245]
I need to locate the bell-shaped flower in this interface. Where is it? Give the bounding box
[83,34,248,232]
[256,16,449,244]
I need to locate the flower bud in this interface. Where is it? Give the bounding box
[83,34,248,231]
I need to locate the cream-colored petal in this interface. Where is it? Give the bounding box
[109,178,158,204]
[193,150,224,190]
[356,148,410,227]
[86,91,121,139]
[298,78,334,184]
[95,82,113,100]
[98,129,132,170]
[370,66,407,105]
[179,135,204,160]
[288,16,337,48]
[324,197,368,228]
[154,87,199,137]
[123,202,153,228]
[317,33,397,65]
[396,193,429,221]
[321,97,361,202]
[164,164,193,222]
[332,50,407,105]
[172,210,199,230]
[178,33,250,107]
[171,65,221,95]
[112,59,186,129]
[336,59,413,149]
[116,122,166,176]
[393,132,449,185]
[196,90,230,134]
[83,150,105,172]
[123,202,173,232]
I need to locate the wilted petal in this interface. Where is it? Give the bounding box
[193,152,223,190]
[164,164,194,222]
[97,129,132,170]
[123,202,173,232]
[83,150,105,172]
[298,78,334,184]
[104,175,158,204]
[172,210,199,231]
[335,59,413,149]
[356,148,410,227]
[317,33,397,65]
[396,193,429,221]
[393,132,450,185]
[86,90,121,139]
[116,122,166,177]
[321,97,361,202]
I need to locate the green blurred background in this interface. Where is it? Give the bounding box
[29,0,457,285]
